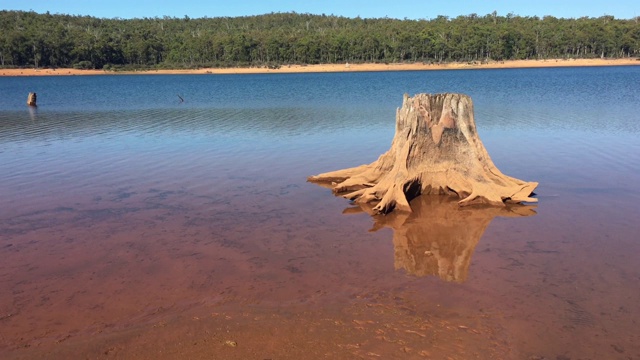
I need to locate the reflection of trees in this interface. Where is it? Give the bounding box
[345,195,536,282]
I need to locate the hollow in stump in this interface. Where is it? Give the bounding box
[308,93,538,214]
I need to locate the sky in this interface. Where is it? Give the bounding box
[0,0,637,20]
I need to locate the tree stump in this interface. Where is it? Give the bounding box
[27,92,37,106]
[308,93,538,214]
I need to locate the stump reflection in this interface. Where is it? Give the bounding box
[346,195,536,282]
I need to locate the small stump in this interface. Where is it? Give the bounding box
[27,92,37,106]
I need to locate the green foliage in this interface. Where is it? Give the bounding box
[73,60,93,69]
[0,10,638,69]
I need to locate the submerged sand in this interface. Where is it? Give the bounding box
[1,58,638,76]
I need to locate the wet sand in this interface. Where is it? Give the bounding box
[1,58,638,76]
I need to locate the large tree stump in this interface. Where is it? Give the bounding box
[308,93,538,214]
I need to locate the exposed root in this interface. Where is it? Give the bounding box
[373,183,411,214]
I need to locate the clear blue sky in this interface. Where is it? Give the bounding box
[0,0,637,20]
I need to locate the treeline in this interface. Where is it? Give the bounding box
[1,10,639,69]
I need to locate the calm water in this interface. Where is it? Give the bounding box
[1,67,639,359]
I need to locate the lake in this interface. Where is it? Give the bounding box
[1,67,639,359]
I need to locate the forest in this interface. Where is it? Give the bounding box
[1,10,638,70]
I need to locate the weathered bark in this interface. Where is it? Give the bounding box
[308,93,538,214]
[27,92,37,106]
[345,195,536,282]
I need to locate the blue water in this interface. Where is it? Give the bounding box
[2,67,639,208]
[1,66,639,359]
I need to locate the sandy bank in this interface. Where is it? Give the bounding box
[1,58,638,76]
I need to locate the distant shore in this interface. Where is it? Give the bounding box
[1,58,638,76]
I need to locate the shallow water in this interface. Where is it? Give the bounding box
[1,67,639,359]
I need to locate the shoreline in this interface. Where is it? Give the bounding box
[1,58,638,76]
